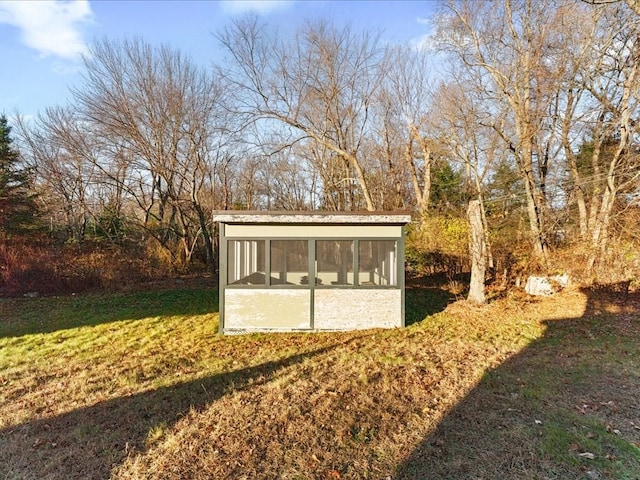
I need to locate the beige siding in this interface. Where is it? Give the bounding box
[314,289,402,330]
[225,224,401,238]
[225,289,311,330]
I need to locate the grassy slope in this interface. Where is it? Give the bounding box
[1,284,638,479]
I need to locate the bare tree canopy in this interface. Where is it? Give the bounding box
[583,0,640,15]
[217,16,387,211]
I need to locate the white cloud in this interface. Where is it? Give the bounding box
[410,15,437,52]
[410,33,435,51]
[219,0,293,15]
[0,0,93,60]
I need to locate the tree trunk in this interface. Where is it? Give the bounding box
[520,140,549,265]
[563,125,588,237]
[467,199,486,304]
[587,184,615,276]
[406,125,432,215]
[587,47,638,275]
[194,201,215,275]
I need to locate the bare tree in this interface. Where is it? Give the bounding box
[467,199,487,303]
[435,0,640,278]
[15,108,98,243]
[552,5,606,238]
[217,17,386,211]
[583,0,640,15]
[579,6,640,273]
[436,0,573,265]
[69,38,228,270]
[549,3,640,274]
[257,148,318,210]
[430,78,504,271]
[375,46,437,214]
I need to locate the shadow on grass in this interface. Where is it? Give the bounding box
[405,283,455,326]
[0,338,360,480]
[0,286,219,338]
[396,287,640,479]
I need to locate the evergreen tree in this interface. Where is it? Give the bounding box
[485,159,525,220]
[430,160,466,212]
[0,114,38,235]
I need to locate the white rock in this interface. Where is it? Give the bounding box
[524,274,569,296]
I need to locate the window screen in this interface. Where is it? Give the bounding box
[316,240,354,285]
[228,240,265,285]
[358,240,397,286]
[270,240,309,285]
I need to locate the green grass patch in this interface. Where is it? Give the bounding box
[0,287,217,338]
[541,416,640,477]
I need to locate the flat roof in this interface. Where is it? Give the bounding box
[212,211,411,225]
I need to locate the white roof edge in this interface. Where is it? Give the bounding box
[212,211,411,224]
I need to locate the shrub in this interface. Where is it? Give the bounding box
[0,241,70,296]
[0,238,189,297]
[406,215,469,279]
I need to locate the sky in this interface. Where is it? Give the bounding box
[0,0,439,120]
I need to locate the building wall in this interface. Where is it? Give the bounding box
[225,289,311,330]
[224,289,402,332]
[314,289,402,329]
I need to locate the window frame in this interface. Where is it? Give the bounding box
[223,237,401,290]
[227,239,266,285]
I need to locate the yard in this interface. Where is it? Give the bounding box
[1,280,639,479]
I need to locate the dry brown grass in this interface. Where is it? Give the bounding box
[1,284,639,479]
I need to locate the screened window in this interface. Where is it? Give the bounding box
[227,238,399,288]
[358,240,397,286]
[270,240,309,285]
[316,240,354,285]
[228,240,265,285]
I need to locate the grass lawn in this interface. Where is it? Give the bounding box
[1,281,639,479]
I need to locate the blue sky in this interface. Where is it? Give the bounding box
[0,0,439,118]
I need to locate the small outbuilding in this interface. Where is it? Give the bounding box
[213,211,411,334]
